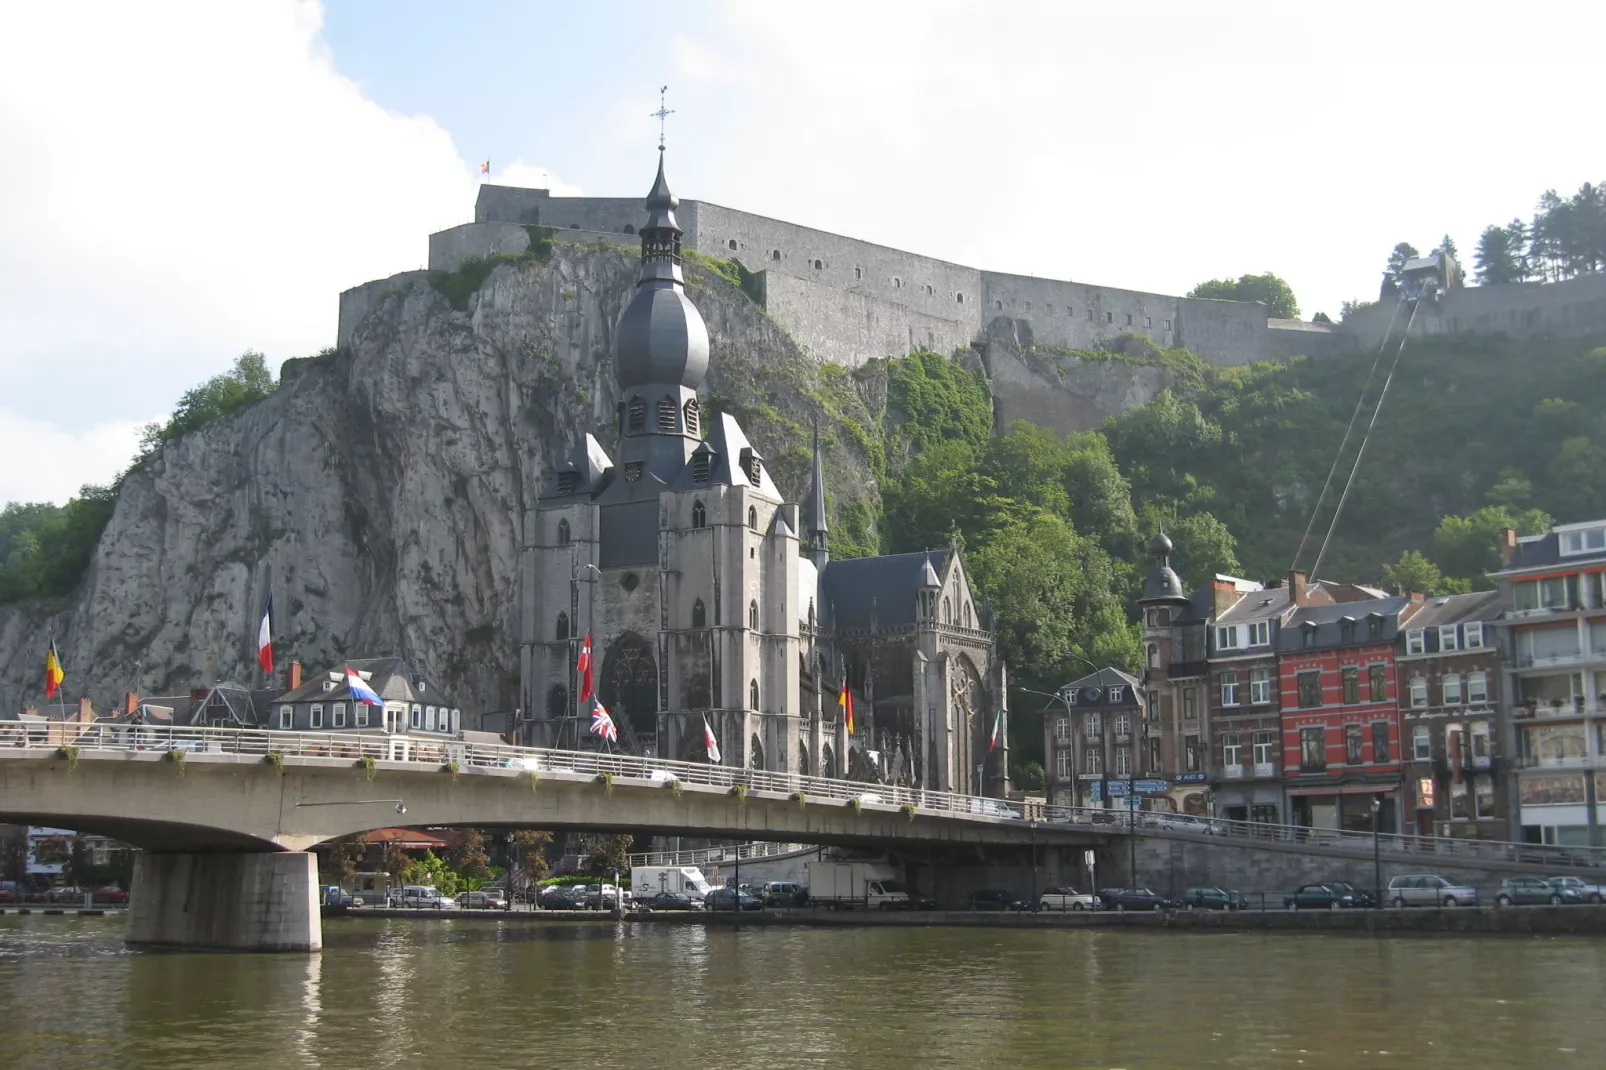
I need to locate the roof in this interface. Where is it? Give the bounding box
[271,657,455,709]
[1276,596,1415,652]
[1395,589,1501,631]
[821,550,950,631]
[1494,524,1606,575]
[668,412,781,498]
[358,828,450,849]
[1216,586,1293,625]
[541,433,614,500]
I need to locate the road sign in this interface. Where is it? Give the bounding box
[1174,771,1208,784]
[1133,779,1168,794]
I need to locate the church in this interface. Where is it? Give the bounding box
[516,150,1008,796]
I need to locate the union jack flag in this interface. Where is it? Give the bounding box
[589,701,617,744]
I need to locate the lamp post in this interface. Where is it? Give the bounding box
[1370,795,1383,909]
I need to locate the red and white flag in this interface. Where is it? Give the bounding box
[702,716,721,763]
[577,633,594,704]
[589,701,617,744]
[257,593,274,675]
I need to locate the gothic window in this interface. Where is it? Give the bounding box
[800,744,810,776]
[943,596,952,623]
[823,743,837,778]
[657,396,678,433]
[748,506,758,530]
[748,599,759,631]
[546,684,568,720]
[557,472,578,495]
[963,602,972,629]
[749,734,764,770]
[557,518,570,545]
[600,633,658,739]
[691,451,711,484]
[749,679,760,710]
[623,461,643,483]
[683,398,700,436]
[692,598,707,628]
[691,500,706,528]
[627,396,646,434]
[556,611,570,641]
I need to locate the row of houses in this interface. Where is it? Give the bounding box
[1042,518,1606,849]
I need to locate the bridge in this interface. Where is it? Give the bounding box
[4,723,1603,951]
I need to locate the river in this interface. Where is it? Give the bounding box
[2,914,1602,1068]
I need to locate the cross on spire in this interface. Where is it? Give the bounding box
[651,85,674,151]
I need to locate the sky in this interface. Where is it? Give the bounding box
[1,0,1600,506]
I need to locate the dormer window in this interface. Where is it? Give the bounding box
[627,396,646,434]
[1559,527,1606,555]
[692,451,711,484]
[1302,622,1318,648]
[557,472,578,495]
[740,448,763,484]
[322,680,335,692]
[683,398,700,436]
[657,396,678,433]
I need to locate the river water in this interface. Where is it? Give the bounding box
[2,914,1602,1069]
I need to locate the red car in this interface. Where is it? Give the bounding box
[96,886,129,903]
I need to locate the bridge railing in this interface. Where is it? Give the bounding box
[12,722,1606,869]
[626,841,811,868]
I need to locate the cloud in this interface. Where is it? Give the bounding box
[494,162,583,198]
[0,0,480,503]
[0,410,150,504]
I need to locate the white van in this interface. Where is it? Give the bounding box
[389,885,453,909]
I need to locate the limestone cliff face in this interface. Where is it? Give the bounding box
[0,242,879,716]
[973,317,1179,436]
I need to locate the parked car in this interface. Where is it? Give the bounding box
[642,891,701,911]
[1098,887,1173,912]
[95,886,129,904]
[1179,886,1247,911]
[1284,883,1362,910]
[47,886,87,902]
[761,882,807,907]
[1546,876,1606,904]
[1144,813,1220,835]
[1038,886,1102,911]
[1495,877,1577,907]
[705,888,764,911]
[456,890,509,910]
[538,886,584,910]
[963,889,1030,912]
[389,885,453,909]
[1386,874,1479,908]
[1323,882,1377,909]
[323,886,365,908]
[578,884,631,910]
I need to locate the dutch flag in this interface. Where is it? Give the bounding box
[344,666,383,706]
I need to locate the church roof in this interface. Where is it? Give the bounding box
[669,412,782,498]
[821,550,950,631]
[541,434,614,499]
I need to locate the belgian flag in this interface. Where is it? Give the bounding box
[43,638,65,699]
[838,673,855,734]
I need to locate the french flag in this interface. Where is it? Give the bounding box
[345,666,383,706]
[257,593,274,675]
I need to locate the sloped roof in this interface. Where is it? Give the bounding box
[358,827,451,849]
[1397,589,1501,631]
[270,657,455,709]
[668,412,782,498]
[1277,595,1416,651]
[821,550,949,631]
[541,434,614,500]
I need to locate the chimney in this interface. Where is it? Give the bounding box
[288,660,303,691]
[124,691,139,715]
[1499,527,1518,567]
[1287,570,1309,606]
[1211,576,1239,617]
[76,696,95,722]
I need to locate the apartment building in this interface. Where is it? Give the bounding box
[1136,534,1214,815]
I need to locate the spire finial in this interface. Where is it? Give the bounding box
[652,85,674,152]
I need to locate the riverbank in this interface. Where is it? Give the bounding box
[344,904,1606,935]
[0,907,116,916]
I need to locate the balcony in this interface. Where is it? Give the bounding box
[1221,764,1245,780]
[1114,733,1131,744]
[1511,702,1595,721]
[1168,660,1209,679]
[1253,762,1277,778]
[1515,649,1599,669]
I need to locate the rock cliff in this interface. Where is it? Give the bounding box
[0,240,881,716]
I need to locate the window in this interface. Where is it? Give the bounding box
[1146,691,1159,722]
[1222,733,1242,766]
[411,704,422,729]
[1148,736,1162,769]
[279,704,293,729]
[1449,777,1470,819]
[1368,614,1382,639]
[728,239,738,250]
[1467,671,1489,703]
[1474,774,1494,818]
[1216,625,1241,650]
[1084,716,1101,741]
[1147,643,1159,669]
[993,299,1003,310]
[1247,620,1270,646]
[1372,721,1390,763]
[356,704,369,729]
[310,704,322,729]
[691,451,711,483]
[557,518,570,545]
[1105,311,1114,323]
[1559,527,1606,555]
[813,259,822,270]
[627,396,645,434]
[1183,687,1198,719]
[957,293,965,304]
[556,611,570,641]
[425,706,437,731]
[1406,629,1425,654]
[1054,716,1070,740]
[1410,677,1427,708]
[657,396,678,433]
[1085,748,1102,774]
[1439,626,1459,652]
[926,284,934,296]
[1184,735,1201,772]
[623,461,643,483]
[682,398,700,436]
[893,276,902,289]
[1252,731,1274,765]
[1344,724,1363,764]
[1301,624,1317,648]
[771,249,781,261]
[1126,314,1133,325]
[1418,777,1435,808]
[1298,670,1322,708]
[557,472,578,495]
[1164,319,1172,330]
[691,500,706,528]
[1056,749,1072,780]
[1369,664,1386,703]
[1113,712,1131,737]
[1144,316,1152,328]
[1442,674,1462,705]
[748,506,758,530]
[1250,668,1271,704]
[333,702,346,728]
[1342,666,1359,705]
[1114,747,1132,776]
[749,679,759,709]
[1463,622,1483,649]
[748,600,759,631]
[1471,721,1491,763]
[1413,724,1431,760]
[1220,671,1240,706]
[853,267,861,280]
[1340,618,1357,643]
[692,598,707,628]
[1300,726,1326,771]
[1514,576,1574,611]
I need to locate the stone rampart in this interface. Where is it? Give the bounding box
[979,272,1183,353]
[761,271,975,368]
[1343,273,1606,351]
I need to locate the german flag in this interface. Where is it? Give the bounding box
[44,638,65,699]
[838,673,854,734]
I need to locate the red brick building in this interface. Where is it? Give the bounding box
[1277,595,1424,833]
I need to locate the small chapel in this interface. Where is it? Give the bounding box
[516,149,1008,796]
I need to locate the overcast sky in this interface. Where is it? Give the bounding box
[1,0,1600,505]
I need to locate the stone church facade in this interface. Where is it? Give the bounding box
[517,151,1007,796]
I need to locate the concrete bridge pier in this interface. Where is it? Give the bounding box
[126,852,322,952]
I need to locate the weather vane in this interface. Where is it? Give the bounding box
[651,85,674,151]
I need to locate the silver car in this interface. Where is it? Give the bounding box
[1386,874,1478,908]
[1547,876,1606,904]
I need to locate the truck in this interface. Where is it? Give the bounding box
[804,860,911,910]
[631,866,715,903]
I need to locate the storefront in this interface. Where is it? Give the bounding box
[1287,783,1400,834]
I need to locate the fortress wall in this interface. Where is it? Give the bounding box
[336,271,430,350]
[1263,320,1355,360]
[761,271,975,368]
[979,272,1182,353]
[1174,297,1274,366]
[429,222,537,271]
[1344,273,1606,351]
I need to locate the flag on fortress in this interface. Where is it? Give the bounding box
[838,675,854,734]
[256,593,274,674]
[480,160,489,175]
[589,701,617,743]
[702,716,721,763]
[577,633,594,704]
[43,638,64,699]
[344,666,383,706]
[988,709,1004,753]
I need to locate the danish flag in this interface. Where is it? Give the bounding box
[577,633,594,704]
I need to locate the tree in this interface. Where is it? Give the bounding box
[1431,506,1552,588]
[324,834,366,884]
[1380,242,1419,298]
[138,350,278,459]
[1187,273,1300,319]
[1015,761,1046,792]
[582,834,633,878]
[508,830,553,901]
[1381,550,1467,596]
[0,827,26,884]
[1474,224,1522,286]
[446,829,494,884]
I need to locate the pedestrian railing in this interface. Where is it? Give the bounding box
[7,721,1606,869]
[627,841,811,868]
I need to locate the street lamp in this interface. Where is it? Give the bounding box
[1370,796,1383,909]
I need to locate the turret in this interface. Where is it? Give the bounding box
[806,425,829,569]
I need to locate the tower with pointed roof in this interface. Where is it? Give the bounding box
[517,148,1001,797]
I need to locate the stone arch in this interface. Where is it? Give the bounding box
[556,611,570,641]
[557,518,570,545]
[799,743,810,777]
[627,396,646,434]
[624,223,636,235]
[952,655,985,792]
[656,395,678,433]
[599,632,658,742]
[691,500,706,528]
[728,238,738,250]
[749,677,759,710]
[748,600,759,631]
[823,743,837,779]
[749,734,765,770]
[747,505,758,529]
[692,598,707,628]
[546,683,568,720]
[962,602,972,629]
